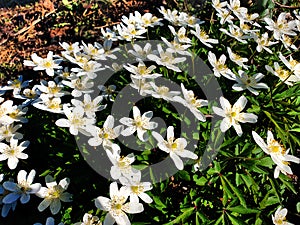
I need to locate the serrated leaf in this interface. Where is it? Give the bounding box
[223,176,247,208]
[227,206,260,214]
[163,207,194,225]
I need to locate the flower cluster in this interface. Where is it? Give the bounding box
[0,0,299,224]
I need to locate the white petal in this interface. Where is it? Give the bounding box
[124,202,144,214]
[104,115,114,129]
[26,169,36,184]
[2,193,20,204]
[20,194,30,204]
[138,192,153,203]
[220,118,231,132]
[95,196,111,211]
[50,198,61,215]
[38,199,51,212]
[167,126,174,140]
[8,157,19,169]
[170,152,184,170]
[119,117,133,126]
[104,213,115,225]
[233,95,247,111]
[17,170,27,183]
[59,177,70,190]
[233,123,243,136]
[212,106,225,117]
[252,131,269,154]
[121,127,136,136]
[132,106,140,119]
[177,149,198,160]
[55,119,70,127]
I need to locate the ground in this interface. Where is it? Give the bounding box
[0,0,168,82]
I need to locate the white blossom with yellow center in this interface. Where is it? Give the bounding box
[36,175,72,215]
[252,130,300,178]
[120,106,158,142]
[213,96,258,136]
[95,182,144,225]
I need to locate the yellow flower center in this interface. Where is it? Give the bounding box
[131,185,144,194]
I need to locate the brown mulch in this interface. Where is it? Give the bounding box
[0,0,167,81]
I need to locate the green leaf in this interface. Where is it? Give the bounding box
[193,175,208,186]
[178,170,190,181]
[289,128,300,132]
[226,213,247,225]
[222,176,247,208]
[227,206,260,214]
[163,207,194,225]
[297,202,300,213]
[255,157,274,169]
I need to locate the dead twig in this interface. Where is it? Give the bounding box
[272,0,300,9]
[13,9,56,36]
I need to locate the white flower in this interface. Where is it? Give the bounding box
[123,61,161,80]
[216,8,234,25]
[62,75,94,97]
[264,12,296,40]
[71,60,105,79]
[212,0,227,13]
[128,43,157,61]
[144,82,181,101]
[2,169,41,204]
[101,27,118,41]
[33,95,63,114]
[212,96,258,136]
[272,206,294,225]
[119,106,158,142]
[191,24,218,48]
[74,213,102,225]
[147,44,186,72]
[232,70,269,95]
[208,51,235,80]
[59,42,82,55]
[153,126,198,170]
[227,0,247,17]
[220,24,249,44]
[168,25,191,44]
[63,51,91,66]
[0,99,15,125]
[278,52,300,77]
[274,153,300,178]
[253,32,278,54]
[55,105,96,136]
[119,171,153,204]
[158,6,180,26]
[35,79,68,98]
[265,62,300,86]
[98,85,117,102]
[0,75,31,95]
[71,94,106,118]
[23,51,63,76]
[95,182,144,225]
[34,217,64,225]
[280,34,297,50]
[0,138,29,169]
[161,37,192,56]
[252,130,300,178]
[115,23,147,41]
[0,123,23,142]
[173,83,208,122]
[227,47,248,69]
[88,115,123,153]
[106,151,139,180]
[129,78,152,96]
[36,175,72,215]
